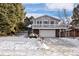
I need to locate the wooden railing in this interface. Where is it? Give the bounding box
[32,24,67,29]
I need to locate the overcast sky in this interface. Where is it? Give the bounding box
[24,3,75,19]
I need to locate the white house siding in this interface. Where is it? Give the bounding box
[30,15,67,38]
[31,15,60,25]
[39,29,56,38]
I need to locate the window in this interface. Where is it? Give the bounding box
[37,21,40,24]
[40,21,42,24]
[37,21,42,24]
[51,21,54,24]
[44,21,48,24]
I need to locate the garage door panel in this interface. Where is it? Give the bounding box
[39,30,55,37]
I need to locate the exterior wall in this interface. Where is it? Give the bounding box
[30,15,68,37]
[39,29,56,38]
[33,29,63,38]
[31,15,67,30]
[33,29,67,38]
[69,29,79,37]
[32,17,59,25]
[55,29,66,37]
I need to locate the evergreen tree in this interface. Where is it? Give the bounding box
[0,3,25,35]
[72,4,79,26]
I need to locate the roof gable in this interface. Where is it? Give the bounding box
[35,15,60,21]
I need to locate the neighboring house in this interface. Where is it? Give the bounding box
[67,4,79,37]
[68,20,79,37]
[30,15,67,38]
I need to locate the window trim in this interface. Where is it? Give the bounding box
[43,21,48,24]
[37,21,42,24]
[51,21,54,24]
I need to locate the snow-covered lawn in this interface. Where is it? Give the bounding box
[0,35,79,56]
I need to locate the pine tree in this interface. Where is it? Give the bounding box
[0,3,25,35]
[72,4,79,26]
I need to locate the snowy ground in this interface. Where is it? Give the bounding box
[0,34,79,56]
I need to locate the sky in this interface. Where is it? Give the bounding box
[23,3,75,19]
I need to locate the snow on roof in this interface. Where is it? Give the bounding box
[58,20,65,25]
[27,24,32,28]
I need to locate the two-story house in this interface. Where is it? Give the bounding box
[30,15,67,38]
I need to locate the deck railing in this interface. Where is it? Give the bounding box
[32,24,67,29]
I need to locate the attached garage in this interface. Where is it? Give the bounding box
[39,29,56,38]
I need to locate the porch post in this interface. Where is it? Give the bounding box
[68,29,69,37]
[59,29,61,37]
[65,30,66,37]
[68,30,70,37]
[65,29,67,37]
[74,29,75,37]
[59,29,60,37]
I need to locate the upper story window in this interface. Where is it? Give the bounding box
[43,21,48,24]
[37,21,42,24]
[37,21,40,24]
[40,21,42,24]
[51,21,54,24]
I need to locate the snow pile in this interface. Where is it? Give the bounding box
[44,38,79,48]
[60,38,79,47]
[0,36,79,56]
[0,36,50,50]
[40,43,49,49]
[25,38,49,50]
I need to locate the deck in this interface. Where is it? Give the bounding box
[32,24,68,29]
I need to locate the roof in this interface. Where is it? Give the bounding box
[33,15,60,21]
